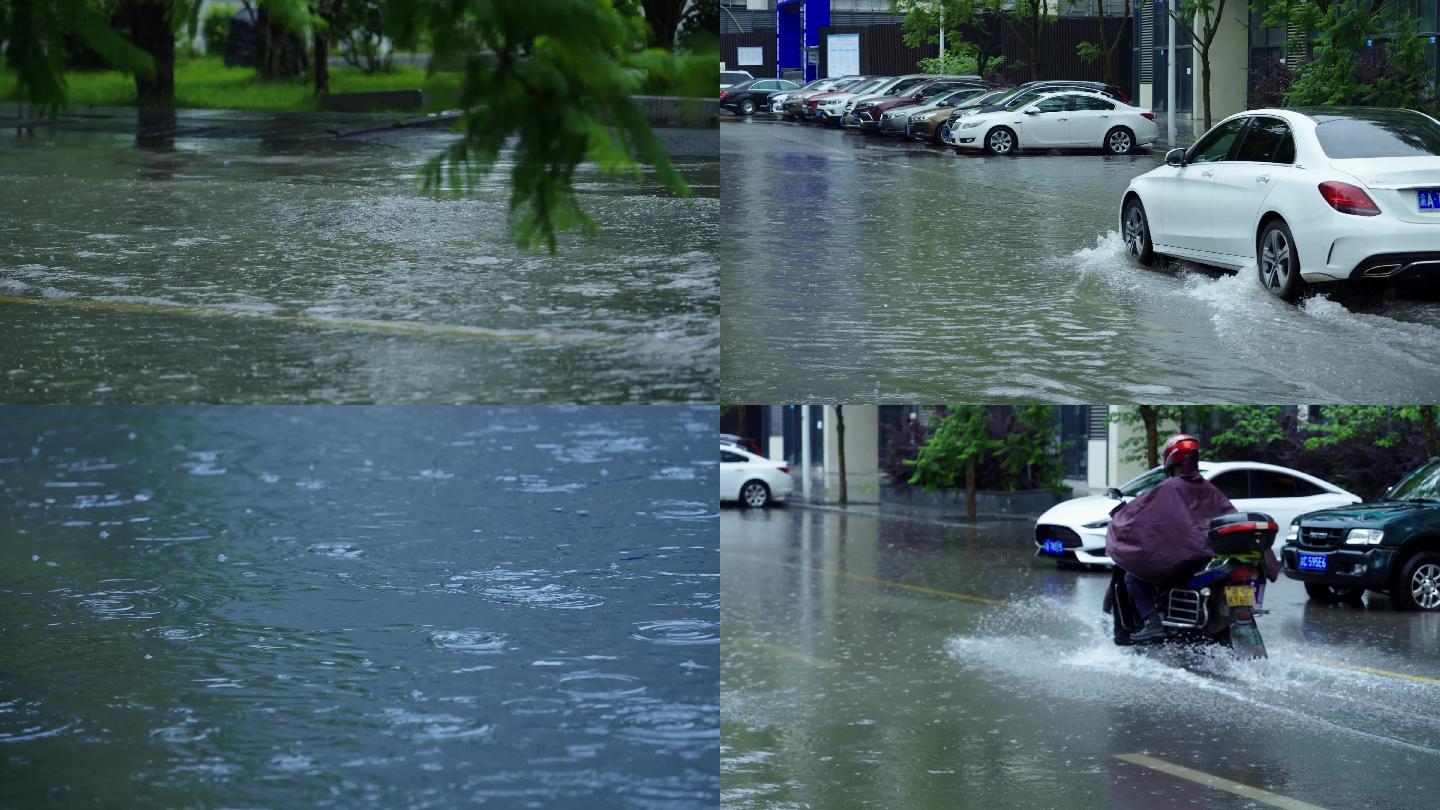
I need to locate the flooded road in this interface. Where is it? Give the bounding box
[0,406,718,807]
[0,109,718,403]
[720,119,1440,402]
[722,505,1440,808]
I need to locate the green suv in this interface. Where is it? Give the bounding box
[1280,457,1440,611]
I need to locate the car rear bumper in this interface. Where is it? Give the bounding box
[1279,544,1394,589]
[1296,214,1440,283]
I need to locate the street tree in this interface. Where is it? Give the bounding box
[1252,0,1428,108]
[908,405,999,519]
[835,405,848,504]
[1070,0,1121,85]
[639,0,686,48]
[891,0,1005,77]
[1156,0,1235,130]
[986,0,1050,81]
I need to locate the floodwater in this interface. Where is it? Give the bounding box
[720,120,1440,402]
[0,406,719,807]
[0,109,718,403]
[722,505,1440,808]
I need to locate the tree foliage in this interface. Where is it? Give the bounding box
[385,0,704,250]
[906,406,1066,495]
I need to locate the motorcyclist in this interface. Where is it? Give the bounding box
[1105,434,1236,644]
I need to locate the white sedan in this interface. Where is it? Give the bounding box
[1120,107,1440,300]
[944,90,1158,155]
[720,444,794,508]
[1033,461,1360,566]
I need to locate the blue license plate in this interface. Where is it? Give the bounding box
[1298,552,1328,571]
[1041,539,1065,555]
[1419,189,1440,209]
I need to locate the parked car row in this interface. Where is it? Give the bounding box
[726,74,1159,156]
[1035,455,1440,611]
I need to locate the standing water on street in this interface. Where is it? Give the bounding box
[0,111,718,403]
[0,406,718,808]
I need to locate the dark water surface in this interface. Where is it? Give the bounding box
[0,406,718,807]
[0,111,718,403]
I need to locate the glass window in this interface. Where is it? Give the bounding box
[1210,470,1251,500]
[1074,96,1115,111]
[1388,459,1440,501]
[722,450,746,463]
[1119,468,1169,497]
[1292,477,1326,497]
[1187,117,1247,163]
[1031,95,1070,113]
[1233,116,1294,163]
[887,78,927,95]
[1249,471,1299,499]
[1313,111,1440,158]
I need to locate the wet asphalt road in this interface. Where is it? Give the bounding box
[721,504,1440,809]
[720,117,1440,403]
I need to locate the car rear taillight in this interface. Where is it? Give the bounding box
[719,90,728,100]
[777,466,790,474]
[1140,112,1155,122]
[1319,181,1381,216]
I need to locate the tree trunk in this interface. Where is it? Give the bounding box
[314,30,330,94]
[1200,52,1213,130]
[1421,405,1438,458]
[1096,0,1115,86]
[123,0,175,106]
[640,0,686,49]
[1139,406,1160,469]
[257,6,308,79]
[836,405,848,505]
[1029,5,1042,80]
[965,455,977,519]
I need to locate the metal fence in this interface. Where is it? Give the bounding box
[722,18,1133,89]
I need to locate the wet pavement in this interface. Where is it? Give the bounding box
[720,118,1440,402]
[0,406,719,808]
[722,504,1440,809]
[0,108,718,404]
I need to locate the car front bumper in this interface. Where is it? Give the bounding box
[1279,544,1394,589]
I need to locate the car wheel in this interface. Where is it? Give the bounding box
[1105,126,1135,155]
[1393,551,1440,611]
[1304,582,1365,603]
[1258,220,1304,301]
[985,126,1017,155]
[1121,197,1155,267]
[740,99,755,116]
[740,480,771,509]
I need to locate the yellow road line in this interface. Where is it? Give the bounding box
[726,636,839,669]
[0,293,607,344]
[1115,753,1328,810]
[722,551,1010,606]
[1302,656,1440,688]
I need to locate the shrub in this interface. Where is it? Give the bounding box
[204,5,238,56]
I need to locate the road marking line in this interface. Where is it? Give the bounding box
[1115,753,1327,810]
[0,294,606,344]
[726,636,839,669]
[1304,656,1440,688]
[722,551,1010,606]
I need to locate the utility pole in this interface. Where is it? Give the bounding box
[1166,0,1176,146]
[801,405,812,501]
[939,6,945,66]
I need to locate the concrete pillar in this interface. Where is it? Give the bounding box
[822,405,880,503]
[1192,7,1248,125]
[766,404,785,461]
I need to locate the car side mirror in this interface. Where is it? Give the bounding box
[1023,108,1038,115]
[1105,487,1124,501]
[1165,147,1187,167]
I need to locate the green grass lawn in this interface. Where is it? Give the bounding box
[0,56,462,113]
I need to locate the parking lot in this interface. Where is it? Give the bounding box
[722,505,1440,809]
[720,116,1440,403]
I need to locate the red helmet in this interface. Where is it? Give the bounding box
[1162,434,1200,474]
